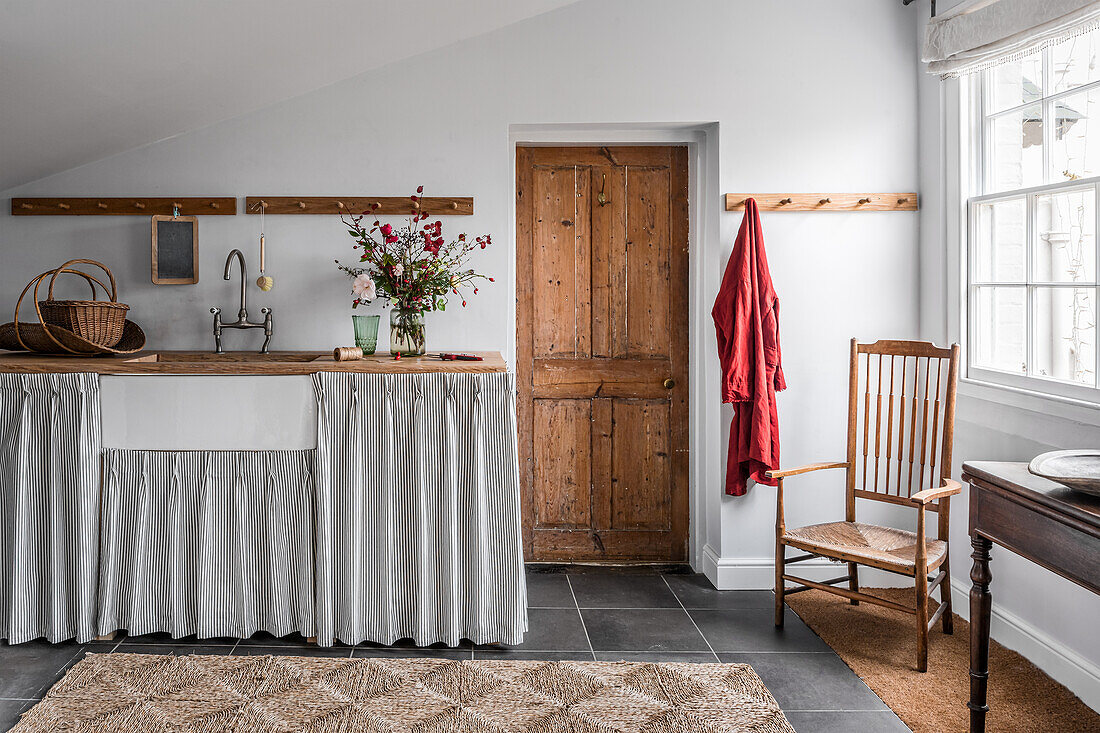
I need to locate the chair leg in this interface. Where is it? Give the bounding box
[847,562,859,605]
[774,541,786,628]
[940,554,954,635]
[916,572,929,672]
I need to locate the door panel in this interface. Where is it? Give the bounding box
[532,166,590,358]
[517,145,688,562]
[611,399,672,531]
[532,399,591,528]
[624,167,672,358]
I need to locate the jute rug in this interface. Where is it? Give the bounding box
[12,653,796,732]
[787,588,1100,733]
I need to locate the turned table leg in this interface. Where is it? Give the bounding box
[968,534,993,733]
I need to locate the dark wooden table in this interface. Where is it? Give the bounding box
[961,461,1100,733]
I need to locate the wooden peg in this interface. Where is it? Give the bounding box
[134,202,146,209]
[450,201,459,210]
[897,197,909,205]
[336,201,345,209]
[210,202,220,209]
[858,197,872,205]
[57,202,70,210]
[374,201,382,210]
[779,198,793,205]
[96,201,108,209]
[411,200,421,210]
[20,202,32,209]
[172,202,182,211]
[297,201,306,209]
[818,198,832,205]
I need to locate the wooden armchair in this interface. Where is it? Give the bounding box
[766,338,960,672]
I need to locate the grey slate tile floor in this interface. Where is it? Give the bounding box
[0,568,909,732]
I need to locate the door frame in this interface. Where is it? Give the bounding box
[509,124,721,570]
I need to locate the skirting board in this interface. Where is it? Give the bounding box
[699,545,909,591]
[949,578,1100,711]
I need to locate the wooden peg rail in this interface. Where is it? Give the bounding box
[724,193,918,212]
[11,197,237,216]
[245,196,473,216]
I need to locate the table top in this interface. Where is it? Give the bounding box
[962,461,1100,530]
[0,350,508,375]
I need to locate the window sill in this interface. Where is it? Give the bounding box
[959,376,1100,429]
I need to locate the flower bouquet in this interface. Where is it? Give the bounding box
[336,187,493,355]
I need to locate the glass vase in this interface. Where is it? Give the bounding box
[390,307,426,356]
[351,314,380,355]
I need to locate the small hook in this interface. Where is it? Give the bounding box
[597,174,610,207]
[819,198,832,205]
[778,197,793,205]
[858,197,872,205]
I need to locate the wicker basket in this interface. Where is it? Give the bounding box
[36,259,128,347]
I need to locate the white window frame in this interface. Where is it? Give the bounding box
[967,45,1100,404]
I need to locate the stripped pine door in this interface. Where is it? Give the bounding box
[516,146,689,561]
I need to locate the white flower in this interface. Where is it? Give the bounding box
[393,263,404,277]
[352,273,376,300]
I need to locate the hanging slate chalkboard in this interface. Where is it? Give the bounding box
[150,215,198,284]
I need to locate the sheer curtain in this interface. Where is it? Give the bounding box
[923,0,1100,76]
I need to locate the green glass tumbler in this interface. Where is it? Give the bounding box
[351,314,380,355]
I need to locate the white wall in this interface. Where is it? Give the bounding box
[0,1,921,595]
[915,0,1100,708]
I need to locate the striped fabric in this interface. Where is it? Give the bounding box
[0,373,100,643]
[98,449,315,640]
[313,371,527,647]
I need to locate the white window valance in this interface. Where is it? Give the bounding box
[923,0,1100,76]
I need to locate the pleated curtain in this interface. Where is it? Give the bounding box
[98,449,315,640]
[313,371,527,647]
[0,373,101,643]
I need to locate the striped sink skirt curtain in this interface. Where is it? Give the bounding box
[98,449,315,640]
[0,373,101,643]
[313,371,527,647]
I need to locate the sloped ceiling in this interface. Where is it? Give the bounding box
[0,0,580,191]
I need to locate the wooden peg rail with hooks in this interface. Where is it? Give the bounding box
[245,196,473,216]
[724,193,918,212]
[11,197,237,216]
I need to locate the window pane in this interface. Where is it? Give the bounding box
[975,198,1026,281]
[973,287,1026,374]
[989,104,1044,191]
[988,51,1044,113]
[1032,286,1096,385]
[1051,87,1100,181]
[1052,32,1100,94]
[1034,189,1096,283]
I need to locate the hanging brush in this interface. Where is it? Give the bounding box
[255,201,274,291]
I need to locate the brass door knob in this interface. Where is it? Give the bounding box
[663,378,675,389]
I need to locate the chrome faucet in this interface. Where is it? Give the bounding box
[210,248,272,353]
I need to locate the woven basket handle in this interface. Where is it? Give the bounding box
[46,259,118,303]
[13,268,107,353]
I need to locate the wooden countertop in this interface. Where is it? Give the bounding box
[0,350,507,375]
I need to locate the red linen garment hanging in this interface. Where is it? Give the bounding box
[711,198,786,496]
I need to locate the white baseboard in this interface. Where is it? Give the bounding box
[699,545,908,591]
[949,579,1100,711]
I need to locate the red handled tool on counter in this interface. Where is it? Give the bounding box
[428,352,483,361]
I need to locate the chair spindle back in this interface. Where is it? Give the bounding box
[845,339,960,518]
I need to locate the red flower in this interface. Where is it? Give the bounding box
[380,223,393,236]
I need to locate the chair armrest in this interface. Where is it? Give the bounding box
[765,462,849,480]
[911,479,963,505]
